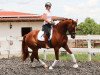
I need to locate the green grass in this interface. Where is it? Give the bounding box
[39,53,100,62]
[92,53,100,62]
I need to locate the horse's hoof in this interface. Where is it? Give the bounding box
[43,64,48,69]
[30,63,36,68]
[49,66,53,70]
[73,64,78,68]
[31,64,36,68]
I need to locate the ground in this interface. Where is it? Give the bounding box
[0,57,100,75]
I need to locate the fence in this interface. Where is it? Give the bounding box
[0,35,100,61]
[43,35,100,61]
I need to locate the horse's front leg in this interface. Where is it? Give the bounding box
[63,44,78,68]
[49,47,60,70]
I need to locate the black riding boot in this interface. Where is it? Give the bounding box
[44,34,50,49]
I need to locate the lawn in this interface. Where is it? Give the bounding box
[39,53,100,62]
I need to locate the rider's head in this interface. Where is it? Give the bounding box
[45,2,52,10]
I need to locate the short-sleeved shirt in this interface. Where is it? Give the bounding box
[43,10,52,25]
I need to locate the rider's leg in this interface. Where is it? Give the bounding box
[44,33,50,48]
[42,24,51,48]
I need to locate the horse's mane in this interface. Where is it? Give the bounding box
[53,18,69,34]
[56,18,68,25]
[54,18,74,27]
[53,18,76,35]
[55,18,77,27]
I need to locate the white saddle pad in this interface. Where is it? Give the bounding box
[37,29,53,41]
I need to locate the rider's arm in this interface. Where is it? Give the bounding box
[40,13,51,23]
[52,16,66,20]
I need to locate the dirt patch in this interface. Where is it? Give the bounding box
[0,57,100,75]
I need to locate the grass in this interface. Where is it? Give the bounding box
[39,53,100,62]
[92,53,100,62]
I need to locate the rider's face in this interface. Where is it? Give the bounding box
[45,6,51,10]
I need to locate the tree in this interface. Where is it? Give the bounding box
[95,24,100,34]
[76,17,99,35]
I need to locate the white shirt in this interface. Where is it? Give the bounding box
[43,10,52,24]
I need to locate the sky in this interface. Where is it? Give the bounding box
[0,0,100,23]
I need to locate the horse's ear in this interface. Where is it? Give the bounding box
[76,19,78,22]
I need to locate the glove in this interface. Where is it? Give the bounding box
[49,21,55,25]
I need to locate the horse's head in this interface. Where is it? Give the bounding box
[65,19,78,39]
[55,19,78,39]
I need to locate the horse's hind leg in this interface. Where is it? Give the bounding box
[30,48,48,68]
[63,44,78,68]
[38,51,48,68]
[34,49,48,68]
[30,51,36,67]
[30,51,34,62]
[29,47,39,67]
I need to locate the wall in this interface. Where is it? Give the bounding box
[0,21,43,58]
[0,22,43,37]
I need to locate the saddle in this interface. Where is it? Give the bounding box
[37,21,59,41]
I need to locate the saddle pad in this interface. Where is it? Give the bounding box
[37,29,53,41]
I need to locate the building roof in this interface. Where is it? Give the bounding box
[0,11,63,22]
[0,11,42,22]
[0,11,36,17]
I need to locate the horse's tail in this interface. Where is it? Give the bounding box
[22,35,29,61]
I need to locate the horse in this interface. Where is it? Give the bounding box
[22,19,78,69]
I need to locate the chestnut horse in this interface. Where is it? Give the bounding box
[22,19,78,69]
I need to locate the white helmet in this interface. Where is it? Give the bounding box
[45,2,52,7]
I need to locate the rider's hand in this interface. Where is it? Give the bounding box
[49,21,55,25]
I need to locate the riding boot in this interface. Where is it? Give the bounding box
[44,34,50,49]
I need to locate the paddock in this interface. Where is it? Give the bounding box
[0,57,100,75]
[0,35,100,75]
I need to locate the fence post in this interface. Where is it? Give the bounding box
[87,34,91,61]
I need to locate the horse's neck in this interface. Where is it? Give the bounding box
[55,23,67,35]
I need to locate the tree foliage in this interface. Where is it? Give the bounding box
[76,17,100,35]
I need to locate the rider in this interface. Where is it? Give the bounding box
[41,2,54,49]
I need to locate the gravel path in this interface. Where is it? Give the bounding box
[0,57,100,75]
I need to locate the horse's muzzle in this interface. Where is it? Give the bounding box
[71,35,75,39]
[71,32,76,39]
